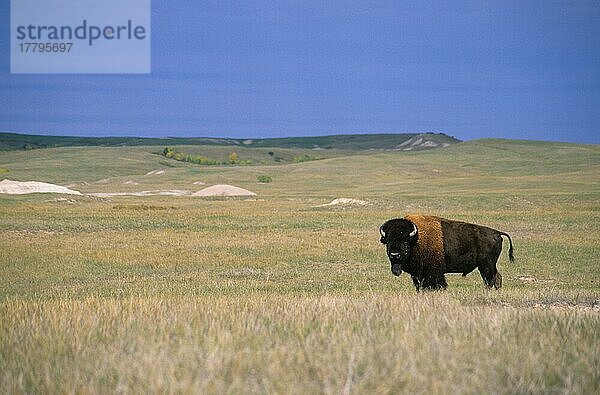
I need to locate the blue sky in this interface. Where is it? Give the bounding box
[1,1,599,143]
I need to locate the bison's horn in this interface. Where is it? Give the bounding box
[379,225,385,237]
[409,224,418,237]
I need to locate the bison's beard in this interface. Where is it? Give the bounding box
[391,263,402,276]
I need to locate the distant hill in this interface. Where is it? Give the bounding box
[0,132,459,151]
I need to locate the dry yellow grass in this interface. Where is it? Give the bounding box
[2,294,598,394]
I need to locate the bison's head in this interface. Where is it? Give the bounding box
[379,218,418,276]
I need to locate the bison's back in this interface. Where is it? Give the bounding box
[440,218,503,274]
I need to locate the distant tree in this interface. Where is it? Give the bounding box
[268,151,274,157]
[229,152,238,164]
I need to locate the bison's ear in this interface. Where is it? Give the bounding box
[379,225,387,244]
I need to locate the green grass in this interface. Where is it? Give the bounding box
[0,139,599,393]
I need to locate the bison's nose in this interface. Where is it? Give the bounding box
[391,263,402,276]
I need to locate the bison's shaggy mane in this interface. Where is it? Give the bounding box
[405,215,445,273]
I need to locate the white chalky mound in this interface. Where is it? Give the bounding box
[0,179,82,195]
[318,198,369,207]
[193,184,256,197]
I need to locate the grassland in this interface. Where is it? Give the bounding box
[0,139,599,394]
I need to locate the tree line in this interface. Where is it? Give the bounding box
[161,147,251,165]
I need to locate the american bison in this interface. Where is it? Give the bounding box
[379,215,514,290]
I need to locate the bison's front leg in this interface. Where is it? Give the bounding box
[423,275,447,290]
[411,276,422,291]
[412,275,447,291]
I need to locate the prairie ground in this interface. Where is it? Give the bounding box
[0,139,599,394]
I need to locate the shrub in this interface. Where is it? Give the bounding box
[163,147,175,157]
[0,168,8,174]
[293,154,317,163]
[257,175,272,183]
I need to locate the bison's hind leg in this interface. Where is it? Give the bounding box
[479,266,502,289]
[479,238,503,289]
[493,271,502,289]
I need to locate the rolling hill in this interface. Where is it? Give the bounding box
[0,131,459,151]
[0,137,596,200]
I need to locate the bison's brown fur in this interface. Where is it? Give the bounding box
[404,214,444,274]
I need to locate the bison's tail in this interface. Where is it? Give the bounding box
[499,232,515,262]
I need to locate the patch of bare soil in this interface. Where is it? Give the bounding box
[530,301,600,312]
[317,198,370,207]
[517,276,555,284]
[88,190,190,197]
[145,170,166,176]
[112,204,177,211]
[44,197,79,204]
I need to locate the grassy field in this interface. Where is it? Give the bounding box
[0,139,599,393]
